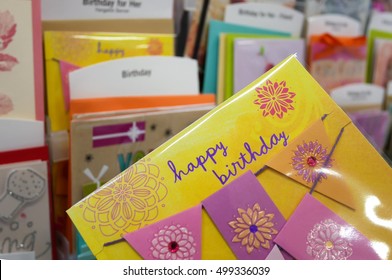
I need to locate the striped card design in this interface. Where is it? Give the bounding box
[92,121,146,148]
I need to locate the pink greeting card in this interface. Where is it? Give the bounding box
[274,194,381,260]
[349,110,391,151]
[0,0,44,121]
[202,171,286,260]
[59,60,79,112]
[234,38,305,94]
[124,204,202,260]
[372,38,392,89]
[309,34,367,93]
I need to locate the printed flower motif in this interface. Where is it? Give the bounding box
[229,203,278,254]
[108,183,149,219]
[291,140,332,184]
[254,80,295,119]
[0,92,13,115]
[147,38,163,55]
[0,53,18,71]
[306,219,353,260]
[81,159,168,237]
[151,224,196,260]
[0,10,17,51]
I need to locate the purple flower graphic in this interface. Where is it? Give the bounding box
[228,203,278,254]
[291,140,332,183]
[306,219,353,260]
[254,80,295,119]
[150,224,196,260]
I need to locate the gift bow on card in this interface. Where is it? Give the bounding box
[311,33,366,61]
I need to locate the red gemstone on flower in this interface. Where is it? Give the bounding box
[168,241,179,253]
[307,156,318,167]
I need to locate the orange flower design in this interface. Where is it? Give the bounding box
[229,203,278,254]
[147,38,163,55]
[254,80,295,119]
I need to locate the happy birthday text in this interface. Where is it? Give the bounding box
[167,131,289,185]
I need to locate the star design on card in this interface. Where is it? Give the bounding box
[92,121,146,148]
[127,121,146,142]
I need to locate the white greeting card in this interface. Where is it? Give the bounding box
[306,14,362,41]
[41,0,174,20]
[0,0,43,121]
[69,56,200,100]
[0,160,52,259]
[0,119,44,152]
[224,3,304,37]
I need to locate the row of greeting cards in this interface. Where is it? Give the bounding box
[0,0,218,260]
[196,0,392,155]
[0,0,392,261]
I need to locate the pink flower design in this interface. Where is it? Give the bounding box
[151,224,196,260]
[0,10,17,51]
[228,203,278,254]
[254,80,295,119]
[0,53,18,71]
[291,140,332,183]
[0,92,13,115]
[306,219,353,260]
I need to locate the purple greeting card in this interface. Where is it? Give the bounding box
[124,204,202,260]
[274,194,381,260]
[234,38,305,93]
[349,110,390,152]
[202,171,286,260]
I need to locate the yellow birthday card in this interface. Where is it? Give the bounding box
[67,55,392,260]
